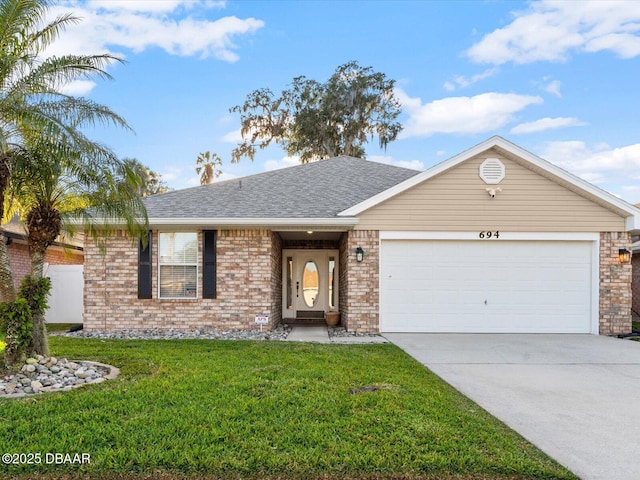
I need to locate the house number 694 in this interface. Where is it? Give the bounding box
[479,231,500,239]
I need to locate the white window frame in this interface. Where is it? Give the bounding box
[158,232,198,299]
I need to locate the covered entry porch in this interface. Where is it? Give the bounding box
[278,231,342,324]
[273,229,380,332]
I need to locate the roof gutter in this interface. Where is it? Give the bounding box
[78,217,359,231]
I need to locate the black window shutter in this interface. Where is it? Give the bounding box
[203,230,217,299]
[138,231,153,299]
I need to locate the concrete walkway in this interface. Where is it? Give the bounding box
[385,333,640,480]
[285,325,388,344]
[286,325,330,343]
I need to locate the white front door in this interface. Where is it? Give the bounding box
[282,249,339,319]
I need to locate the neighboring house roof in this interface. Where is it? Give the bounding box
[143,156,420,225]
[3,218,83,251]
[339,136,640,233]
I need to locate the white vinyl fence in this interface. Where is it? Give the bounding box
[44,264,84,324]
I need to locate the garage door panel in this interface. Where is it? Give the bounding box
[380,240,594,333]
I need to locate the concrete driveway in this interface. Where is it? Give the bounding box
[384,334,640,480]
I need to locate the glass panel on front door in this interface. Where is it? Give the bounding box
[302,261,319,307]
[286,257,293,310]
[329,257,335,309]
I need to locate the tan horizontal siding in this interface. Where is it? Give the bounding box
[356,149,626,232]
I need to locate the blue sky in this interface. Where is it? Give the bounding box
[50,0,640,202]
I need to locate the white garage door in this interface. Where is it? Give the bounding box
[380,240,594,333]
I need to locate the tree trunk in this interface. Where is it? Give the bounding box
[29,246,46,280]
[29,309,49,357]
[27,247,49,357]
[0,155,16,302]
[0,230,16,302]
[25,206,61,357]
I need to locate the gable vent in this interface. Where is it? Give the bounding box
[479,158,505,184]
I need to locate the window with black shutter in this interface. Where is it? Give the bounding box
[202,230,217,299]
[138,231,153,299]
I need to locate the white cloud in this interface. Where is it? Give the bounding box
[543,79,562,97]
[215,172,238,182]
[220,128,243,143]
[46,2,264,62]
[443,68,498,91]
[161,163,237,189]
[59,80,97,96]
[540,140,640,201]
[396,88,543,138]
[368,155,424,171]
[88,1,225,13]
[510,117,586,134]
[264,156,301,171]
[467,0,640,65]
[221,125,270,144]
[443,82,456,92]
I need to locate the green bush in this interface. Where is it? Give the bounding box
[0,297,32,366]
[19,275,51,317]
[0,276,51,366]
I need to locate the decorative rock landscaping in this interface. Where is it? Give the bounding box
[54,324,385,342]
[0,356,119,398]
[328,326,385,338]
[55,324,292,341]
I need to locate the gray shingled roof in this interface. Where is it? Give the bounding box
[144,156,420,219]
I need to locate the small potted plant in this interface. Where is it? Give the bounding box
[325,311,340,327]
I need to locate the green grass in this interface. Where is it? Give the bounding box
[0,324,78,353]
[0,337,575,480]
[45,323,81,333]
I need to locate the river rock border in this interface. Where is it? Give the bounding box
[0,356,120,399]
[55,324,292,341]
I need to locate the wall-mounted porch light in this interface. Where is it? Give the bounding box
[355,247,364,263]
[618,248,631,264]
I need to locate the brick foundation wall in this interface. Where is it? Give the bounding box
[340,230,379,333]
[600,232,632,335]
[84,229,278,331]
[8,241,83,290]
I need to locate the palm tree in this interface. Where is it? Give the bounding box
[9,137,148,356]
[0,0,129,302]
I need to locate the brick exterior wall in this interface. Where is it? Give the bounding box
[338,233,349,329]
[8,241,83,290]
[83,227,632,335]
[84,229,279,331]
[600,231,632,335]
[269,232,283,327]
[282,239,340,249]
[339,230,379,333]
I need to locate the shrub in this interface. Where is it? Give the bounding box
[19,276,51,317]
[0,297,33,366]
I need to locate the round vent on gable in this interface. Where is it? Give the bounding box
[479,158,505,184]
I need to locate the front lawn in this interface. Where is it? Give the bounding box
[0,337,575,480]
